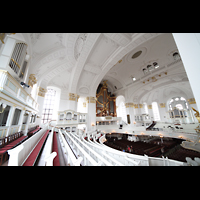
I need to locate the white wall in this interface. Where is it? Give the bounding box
[172,33,200,110]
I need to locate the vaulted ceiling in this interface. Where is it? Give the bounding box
[18,33,192,103]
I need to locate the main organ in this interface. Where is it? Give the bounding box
[96,80,116,117]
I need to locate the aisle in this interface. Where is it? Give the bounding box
[56,133,67,166]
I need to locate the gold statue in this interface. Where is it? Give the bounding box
[191,107,200,144]
[192,107,200,123]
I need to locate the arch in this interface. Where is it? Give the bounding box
[116,95,127,123]
[116,95,125,107]
[167,96,189,110]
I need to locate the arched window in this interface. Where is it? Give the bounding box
[119,102,127,123]
[176,104,183,110]
[153,62,159,69]
[168,96,187,110]
[143,103,148,114]
[173,52,180,60]
[147,65,153,72]
[152,102,160,121]
[143,68,148,74]
[42,88,56,123]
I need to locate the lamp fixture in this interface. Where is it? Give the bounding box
[132,76,136,81]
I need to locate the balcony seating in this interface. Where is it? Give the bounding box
[104,137,184,158]
[168,146,200,162]
[23,130,49,166]
[0,132,28,165]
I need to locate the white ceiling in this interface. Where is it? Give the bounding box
[18,33,193,103]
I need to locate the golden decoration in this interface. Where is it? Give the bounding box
[28,74,37,88]
[192,107,200,123]
[38,87,47,97]
[188,98,196,104]
[159,103,166,108]
[148,105,152,109]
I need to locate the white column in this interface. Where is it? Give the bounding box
[18,109,25,132]
[172,33,200,110]
[36,95,45,125]
[86,96,96,132]
[6,106,16,136]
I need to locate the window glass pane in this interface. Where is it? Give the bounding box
[42,88,56,123]
[152,102,160,121]
[12,108,22,125]
[0,105,11,126]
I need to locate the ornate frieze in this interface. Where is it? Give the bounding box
[28,74,37,88]
[125,103,134,108]
[69,93,80,102]
[38,87,47,97]
[148,105,152,109]
[86,96,96,103]
[159,103,166,108]
[69,93,76,101]
[139,104,143,108]
[188,98,196,104]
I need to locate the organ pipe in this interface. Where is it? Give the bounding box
[9,43,27,74]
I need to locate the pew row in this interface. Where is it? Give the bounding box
[0,132,28,165]
[63,130,113,166]
[58,129,83,166]
[44,128,60,166]
[7,127,48,166]
[23,130,49,166]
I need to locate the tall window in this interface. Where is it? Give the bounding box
[119,102,127,123]
[42,88,56,123]
[143,103,148,114]
[168,96,188,110]
[152,102,160,121]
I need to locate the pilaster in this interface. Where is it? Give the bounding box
[86,96,96,132]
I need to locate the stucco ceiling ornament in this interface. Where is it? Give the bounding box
[74,33,88,61]
[30,33,42,45]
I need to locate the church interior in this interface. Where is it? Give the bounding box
[1,33,200,166]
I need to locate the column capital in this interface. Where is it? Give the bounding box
[159,103,166,108]
[86,96,96,103]
[38,87,47,97]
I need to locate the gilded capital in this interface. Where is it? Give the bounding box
[159,103,166,108]
[38,87,47,97]
[28,74,37,88]
[188,98,196,104]
[148,105,152,109]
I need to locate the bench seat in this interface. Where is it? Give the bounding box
[52,131,60,166]
[23,130,49,166]
[0,135,28,165]
[28,127,41,137]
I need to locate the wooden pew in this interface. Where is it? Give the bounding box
[0,132,28,165]
[22,130,49,166]
[27,127,41,137]
[7,128,48,166]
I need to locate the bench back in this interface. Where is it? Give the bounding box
[8,127,48,166]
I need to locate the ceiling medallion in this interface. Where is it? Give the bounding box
[132,50,142,59]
